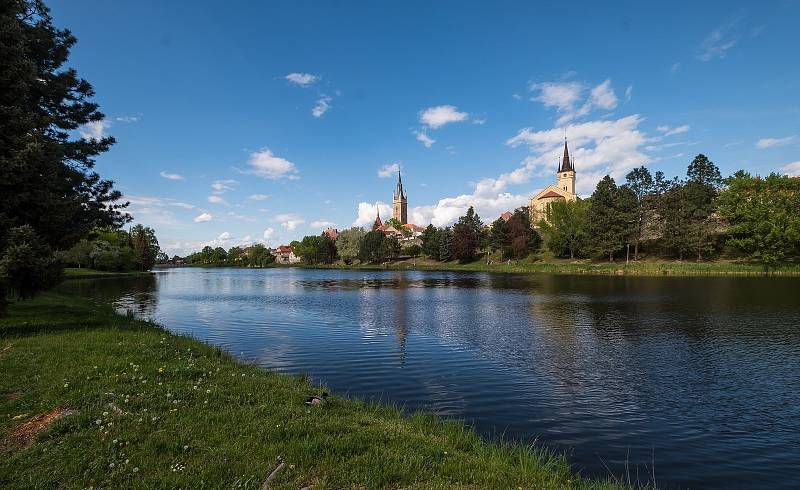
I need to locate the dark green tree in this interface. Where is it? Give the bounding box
[588,176,636,261]
[438,227,454,262]
[421,225,441,259]
[131,224,160,271]
[488,218,509,256]
[451,207,483,262]
[295,235,337,264]
[624,166,655,260]
[359,230,389,263]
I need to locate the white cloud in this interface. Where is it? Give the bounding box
[262,227,275,245]
[414,130,435,148]
[353,202,392,227]
[160,171,184,181]
[194,212,213,223]
[409,192,529,228]
[419,105,469,129]
[756,135,796,149]
[506,114,650,193]
[285,72,318,87]
[781,161,800,176]
[115,115,140,123]
[657,124,691,136]
[79,119,111,141]
[377,162,401,178]
[207,195,228,206]
[170,202,195,209]
[274,213,305,231]
[310,220,336,229]
[698,19,741,61]
[312,95,332,118]
[530,79,619,125]
[217,231,231,241]
[245,149,299,180]
[247,194,270,201]
[224,211,257,222]
[624,85,633,102]
[472,117,487,125]
[211,179,237,193]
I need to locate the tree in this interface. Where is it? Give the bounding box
[131,225,159,271]
[0,1,129,249]
[384,218,403,230]
[505,208,540,259]
[295,235,337,264]
[488,218,509,256]
[1,1,130,306]
[335,227,365,264]
[403,244,422,257]
[539,199,589,259]
[717,171,800,268]
[59,238,93,268]
[624,166,655,260]
[245,244,275,267]
[588,176,636,261]
[451,207,483,262]
[438,227,454,262]
[421,225,441,259]
[0,226,62,304]
[359,230,390,263]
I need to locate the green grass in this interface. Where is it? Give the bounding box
[300,257,800,277]
[0,292,631,489]
[63,268,154,279]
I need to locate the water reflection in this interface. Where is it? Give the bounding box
[64,268,800,490]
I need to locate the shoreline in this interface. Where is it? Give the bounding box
[0,291,626,489]
[63,268,155,280]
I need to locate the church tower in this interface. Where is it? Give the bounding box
[557,138,576,198]
[392,171,408,224]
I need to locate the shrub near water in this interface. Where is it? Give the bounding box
[0,292,625,489]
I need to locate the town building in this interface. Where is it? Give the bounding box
[392,171,408,224]
[272,245,301,264]
[529,138,577,224]
[371,172,424,245]
[322,227,339,240]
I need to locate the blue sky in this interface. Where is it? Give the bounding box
[51,1,800,255]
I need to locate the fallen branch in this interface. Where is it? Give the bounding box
[261,461,286,490]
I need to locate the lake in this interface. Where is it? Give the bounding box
[63,267,800,489]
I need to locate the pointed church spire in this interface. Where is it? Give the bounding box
[373,207,383,231]
[394,170,406,200]
[559,137,574,172]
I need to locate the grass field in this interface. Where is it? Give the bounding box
[0,292,632,489]
[299,257,800,277]
[63,268,154,279]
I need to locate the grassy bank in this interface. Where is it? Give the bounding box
[63,268,154,280]
[299,257,800,277]
[0,292,627,489]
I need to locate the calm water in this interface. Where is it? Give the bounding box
[64,268,800,489]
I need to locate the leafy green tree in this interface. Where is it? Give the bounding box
[506,208,540,259]
[421,225,441,259]
[384,218,403,230]
[403,244,422,257]
[59,238,94,268]
[359,230,389,263]
[382,236,401,260]
[539,199,589,259]
[131,224,160,271]
[245,244,275,267]
[335,227,365,264]
[588,176,636,261]
[717,171,800,268]
[295,235,337,264]
[488,218,509,256]
[438,227,454,262]
[227,246,243,264]
[624,166,655,260]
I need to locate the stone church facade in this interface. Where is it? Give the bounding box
[529,139,577,224]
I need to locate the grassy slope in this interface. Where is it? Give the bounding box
[0,292,626,489]
[301,257,800,277]
[63,268,154,279]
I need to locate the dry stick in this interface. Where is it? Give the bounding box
[261,461,286,490]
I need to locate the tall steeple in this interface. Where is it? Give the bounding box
[372,207,383,231]
[392,170,408,224]
[558,138,574,172]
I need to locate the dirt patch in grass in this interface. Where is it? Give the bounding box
[2,405,75,451]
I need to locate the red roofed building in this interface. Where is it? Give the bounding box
[323,227,339,240]
[272,245,301,264]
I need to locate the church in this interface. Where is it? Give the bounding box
[528,138,577,224]
[372,171,425,240]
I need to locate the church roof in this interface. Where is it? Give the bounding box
[372,210,383,230]
[539,190,566,199]
[558,138,574,173]
[393,171,406,200]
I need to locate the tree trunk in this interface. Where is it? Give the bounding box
[634,242,639,261]
[609,251,614,262]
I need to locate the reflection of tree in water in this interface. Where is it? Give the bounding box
[56,275,159,320]
[391,272,408,364]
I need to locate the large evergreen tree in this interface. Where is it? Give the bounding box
[624,166,655,260]
[588,176,636,261]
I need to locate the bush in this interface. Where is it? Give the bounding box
[0,226,63,301]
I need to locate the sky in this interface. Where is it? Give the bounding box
[49,1,800,256]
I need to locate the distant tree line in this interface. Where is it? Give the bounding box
[183,244,276,267]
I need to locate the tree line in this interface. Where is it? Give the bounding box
[183,244,275,267]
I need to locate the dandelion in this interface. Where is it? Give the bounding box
[183,445,189,451]
[109,463,115,468]
[158,367,164,373]
[95,419,102,425]
[133,467,139,473]
[102,411,109,417]
[206,389,211,394]
[63,383,69,388]
[193,385,198,390]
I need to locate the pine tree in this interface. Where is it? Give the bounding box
[588,176,636,261]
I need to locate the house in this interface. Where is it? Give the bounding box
[323,227,339,240]
[272,245,301,264]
